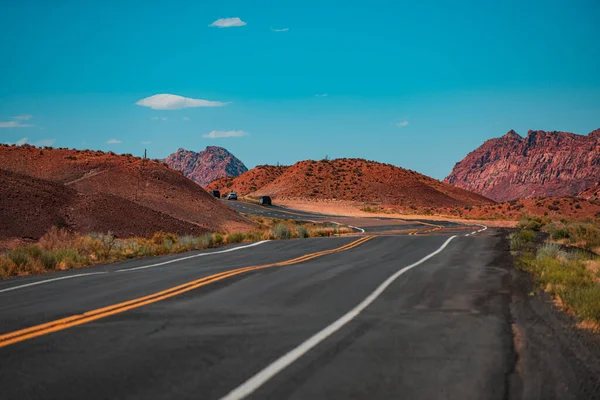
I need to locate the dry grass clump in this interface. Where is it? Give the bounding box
[0,228,222,279]
[1,217,359,279]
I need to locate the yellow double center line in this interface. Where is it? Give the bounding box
[0,236,374,348]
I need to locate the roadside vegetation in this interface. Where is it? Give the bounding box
[0,218,356,280]
[510,216,600,328]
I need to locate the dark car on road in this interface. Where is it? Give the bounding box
[210,190,220,198]
[259,196,272,206]
[227,192,238,200]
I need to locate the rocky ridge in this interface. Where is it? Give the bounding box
[444,129,600,202]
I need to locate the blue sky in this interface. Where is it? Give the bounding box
[1,0,599,179]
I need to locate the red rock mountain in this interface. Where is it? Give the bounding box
[444,129,600,202]
[210,158,493,207]
[165,146,247,187]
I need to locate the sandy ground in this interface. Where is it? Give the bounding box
[277,199,518,228]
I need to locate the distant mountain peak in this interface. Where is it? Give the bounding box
[444,128,600,202]
[165,146,247,187]
[503,129,522,140]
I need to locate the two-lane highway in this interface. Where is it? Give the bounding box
[0,211,515,400]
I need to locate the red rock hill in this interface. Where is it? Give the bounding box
[213,158,493,207]
[0,145,253,240]
[165,146,247,187]
[444,129,600,202]
[207,165,288,195]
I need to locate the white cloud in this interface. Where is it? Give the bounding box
[161,117,168,121]
[271,27,289,32]
[183,117,190,121]
[202,130,249,139]
[209,17,247,28]
[315,93,328,97]
[12,115,32,121]
[141,141,152,145]
[396,121,409,127]
[150,116,159,120]
[0,115,34,128]
[136,94,228,110]
[107,138,122,144]
[16,138,28,145]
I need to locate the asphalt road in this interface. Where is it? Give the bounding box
[0,204,529,400]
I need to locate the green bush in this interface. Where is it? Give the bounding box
[8,248,34,267]
[213,232,224,245]
[517,216,546,231]
[560,285,600,322]
[271,223,292,240]
[245,231,264,242]
[227,233,245,243]
[297,226,309,238]
[509,229,536,253]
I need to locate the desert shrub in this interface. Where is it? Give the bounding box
[196,233,214,249]
[176,235,197,250]
[517,216,546,231]
[213,232,224,245]
[0,257,18,278]
[54,248,87,269]
[151,231,176,245]
[39,227,75,250]
[8,247,34,267]
[551,228,570,240]
[271,223,292,240]
[297,226,309,238]
[561,285,600,322]
[536,243,568,260]
[245,231,265,242]
[40,250,59,269]
[226,233,245,243]
[310,228,335,237]
[509,229,536,254]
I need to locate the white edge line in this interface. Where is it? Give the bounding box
[116,240,270,272]
[0,272,107,294]
[219,235,458,400]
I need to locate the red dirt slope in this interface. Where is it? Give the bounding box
[0,169,208,240]
[0,145,253,234]
[439,197,600,221]
[207,165,288,195]
[219,158,493,208]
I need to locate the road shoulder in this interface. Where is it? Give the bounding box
[497,230,600,400]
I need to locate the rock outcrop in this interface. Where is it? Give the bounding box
[444,129,600,202]
[165,146,247,187]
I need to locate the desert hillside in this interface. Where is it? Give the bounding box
[207,165,288,195]
[0,145,253,236]
[165,146,247,187]
[0,169,209,241]
[212,158,493,208]
[444,129,600,202]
